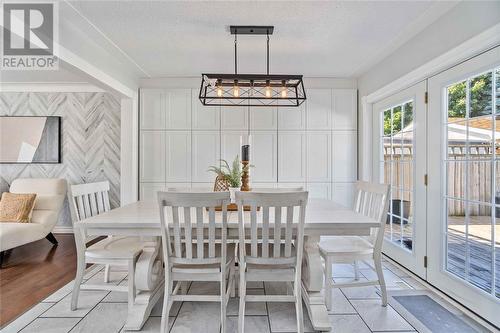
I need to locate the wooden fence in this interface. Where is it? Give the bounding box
[384,143,500,216]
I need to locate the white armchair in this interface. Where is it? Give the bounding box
[0,178,67,265]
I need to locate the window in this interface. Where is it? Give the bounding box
[445,68,499,297]
[380,101,414,251]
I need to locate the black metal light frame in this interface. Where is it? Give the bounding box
[199,26,306,107]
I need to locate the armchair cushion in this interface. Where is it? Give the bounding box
[0,192,37,223]
[0,223,46,251]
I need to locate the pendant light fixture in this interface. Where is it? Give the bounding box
[199,25,306,107]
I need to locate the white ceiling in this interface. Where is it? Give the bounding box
[69,1,458,78]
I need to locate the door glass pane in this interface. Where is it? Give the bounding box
[445,66,499,299]
[380,100,415,252]
[447,120,467,159]
[447,80,466,122]
[470,72,492,118]
[447,161,466,201]
[467,203,492,294]
[467,161,492,203]
[447,199,466,280]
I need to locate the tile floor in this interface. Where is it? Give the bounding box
[0,258,482,333]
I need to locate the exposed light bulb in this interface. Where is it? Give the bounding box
[265,80,271,98]
[281,80,287,98]
[217,80,223,97]
[233,80,239,97]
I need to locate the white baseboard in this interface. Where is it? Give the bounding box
[53,226,74,234]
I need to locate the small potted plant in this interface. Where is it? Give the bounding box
[208,155,252,202]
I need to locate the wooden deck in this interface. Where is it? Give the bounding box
[447,230,499,297]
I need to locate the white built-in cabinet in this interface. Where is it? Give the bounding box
[139,87,357,204]
[278,131,306,182]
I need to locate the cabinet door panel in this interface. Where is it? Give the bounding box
[278,103,306,130]
[140,89,164,130]
[192,131,220,182]
[221,131,246,162]
[276,183,306,190]
[278,132,306,182]
[307,131,331,182]
[165,89,191,129]
[307,89,332,130]
[250,131,277,182]
[221,106,248,130]
[166,131,191,182]
[250,107,277,130]
[140,183,167,200]
[140,131,165,182]
[332,182,355,208]
[307,183,332,199]
[333,89,357,130]
[192,89,220,130]
[332,131,357,182]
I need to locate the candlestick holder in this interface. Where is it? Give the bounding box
[241,160,251,191]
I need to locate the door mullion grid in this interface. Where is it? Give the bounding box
[400,103,405,248]
[491,69,496,296]
[465,78,471,282]
[390,107,394,242]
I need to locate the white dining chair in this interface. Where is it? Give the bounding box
[157,191,235,333]
[235,191,308,333]
[69,181,146,311]
[319,181,390,309]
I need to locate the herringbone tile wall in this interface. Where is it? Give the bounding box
[0,92,121,227]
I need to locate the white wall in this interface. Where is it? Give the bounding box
[357,1,500,180]
[357,1,500,98]
[138,78,358,208]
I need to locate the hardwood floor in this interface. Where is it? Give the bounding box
[0,234,78,327]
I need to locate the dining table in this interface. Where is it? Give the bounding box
[76,198,379,331]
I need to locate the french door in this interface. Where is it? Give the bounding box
[372,81,427,278]
[428,46,500,326]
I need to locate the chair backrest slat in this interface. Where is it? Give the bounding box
[262,206,270,258]
[273,206,282,258]
[236,191,308,266]
[284,206,294,257]
[158,191,230,266]
[171,206,182,257]
[208,207,216,258]
[196,207,204,258]
[184,207,192,259]
[69,181,111,222]
[251,204,258,257]
[353,181,390,246]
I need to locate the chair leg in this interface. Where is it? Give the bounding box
[71,256,85,311]
[324,257,332,311]
[161,270,172,333]
[354,260,360,281]
[238,265,246,333]
[104,264,111,283]
[45,232,58,245]
[294,277,304,333]
[230,266,236,298]
[128,259,136,310]
[374,254,387,306]
[220,269,227,333]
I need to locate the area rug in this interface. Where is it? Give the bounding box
[387,290,491,333]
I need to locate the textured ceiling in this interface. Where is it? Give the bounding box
[69,1,457,78]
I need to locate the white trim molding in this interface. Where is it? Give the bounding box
[0,82,105,92]
[53,226,74,234]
